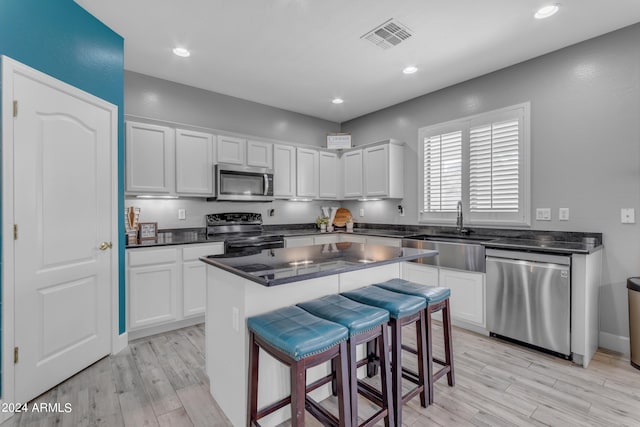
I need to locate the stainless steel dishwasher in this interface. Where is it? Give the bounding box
[486,248,571,358]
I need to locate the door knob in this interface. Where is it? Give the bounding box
[99,241,113,251]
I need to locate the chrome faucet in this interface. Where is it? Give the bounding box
[456,200,465,234]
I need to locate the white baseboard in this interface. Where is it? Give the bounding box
[127,316,205,341]
[599,331,630,355]
[112,332,128,354]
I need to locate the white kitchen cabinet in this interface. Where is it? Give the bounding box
[217,135,246,165]
[402,262,439,286]
[314,234,339,245]
[217,136,273,168]
[363,141,404,198]
[440,267,485,327]
[127,248,179,330]
[247,140,273,168]
[125,121,174,194]
[127,242,224,335]
[296,147,319,198]
[318,151,339,199]
[273,144,296,198]
[285,235,315,248]
[343,149,364,198]
[339,234,367,244]
[182,244,224,318]
[175,129,215,196]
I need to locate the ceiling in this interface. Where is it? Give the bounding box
[75,0,640,123]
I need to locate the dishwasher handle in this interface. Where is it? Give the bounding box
[485,248,571,266]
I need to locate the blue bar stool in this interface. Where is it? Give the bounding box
[374,279,455,405]
[341,286,427,427]
[247,305,351,427]
[298,294,394,427]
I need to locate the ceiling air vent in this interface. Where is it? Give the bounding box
[361,19,413,50]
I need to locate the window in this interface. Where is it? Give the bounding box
[419,103,530,226]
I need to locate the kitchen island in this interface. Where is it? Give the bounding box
[200,243,437,426]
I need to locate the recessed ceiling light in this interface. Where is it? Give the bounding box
[403,66,418,74]
[332,98,344,104]
[534,4,559,19]
[173,47,191,57]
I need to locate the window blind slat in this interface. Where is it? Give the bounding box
[423,131,462,212]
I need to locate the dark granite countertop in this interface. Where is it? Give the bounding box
[200,244,438,286]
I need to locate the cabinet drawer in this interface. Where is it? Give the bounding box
[183,243,224,261]
[128,248,178,266]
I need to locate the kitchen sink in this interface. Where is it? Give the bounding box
[402,234,487,272]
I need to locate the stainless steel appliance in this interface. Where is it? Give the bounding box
[402,235,486,272]
[213,164,274,201]
[206,212,284,254]
[486,248,571,358]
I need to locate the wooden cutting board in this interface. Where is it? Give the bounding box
[333,208,352,227]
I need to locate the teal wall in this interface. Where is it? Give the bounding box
[0,0,126,377]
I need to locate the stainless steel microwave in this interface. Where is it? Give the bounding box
[213,164,274,201]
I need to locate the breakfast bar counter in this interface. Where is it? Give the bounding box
[201,243,437,426]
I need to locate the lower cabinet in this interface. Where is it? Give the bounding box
[127,243,224,336]
[401,262,485,329]
[440,267,485,327]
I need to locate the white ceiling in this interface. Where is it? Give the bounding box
[76,0,640,123]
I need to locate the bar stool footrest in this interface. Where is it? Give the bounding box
[305,396,340,426]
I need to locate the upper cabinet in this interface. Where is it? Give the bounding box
[296,147,319,198]
[126,121,216,197]
[363,140,404,198]
[342,149,364,199]
[217,136,273,168]
[318,151,340,199]
[273,144,296,198]
[126,122,174,194]
[175,129,215,196]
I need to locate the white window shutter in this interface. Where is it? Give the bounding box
[423,131,462,212]
[469,119,519,212]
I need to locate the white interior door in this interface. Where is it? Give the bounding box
[10,62,115,403]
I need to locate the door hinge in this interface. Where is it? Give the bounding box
[14,224,18,240]
[13,100,18,117]
[14,347,19,364]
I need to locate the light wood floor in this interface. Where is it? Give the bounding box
[2,322,639,427]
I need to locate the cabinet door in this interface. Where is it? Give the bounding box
[364,144,389,197]
[247,140,273,168]
[296,148,319,198]
[126,122,174,193]
[285,236,315,248]
[175,129,214,195]
[128,263,178,329]
[343,149,363,198]
[318,151,339,199]
[314,234,339,245]
[217,135,245,165]
[273,144,296,198]
[440,268,485,326]
[402,262,439,287]
[183,261,207,317]
[339,234,367,244]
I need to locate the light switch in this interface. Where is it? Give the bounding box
[536,208,551,221]
[359,208,365,217]
[621,208,635,224]
[178,209,186,220]
[559,208,569,221]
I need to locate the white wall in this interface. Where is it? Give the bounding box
[341,23,640,345]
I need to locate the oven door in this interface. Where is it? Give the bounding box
[215,164,274,201]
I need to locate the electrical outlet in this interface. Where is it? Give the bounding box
[559,208,569,221]
[621,208,635,224]
[359,208,365,217]
[536,208,551,221]
[178,209,186,220]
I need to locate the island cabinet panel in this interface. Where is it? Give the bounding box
[440,267,485,327]
[296,147,319,198]
[273,144,296,198]
[343,149,363,198]
[125,122,174,194]
[175,129,215,196]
